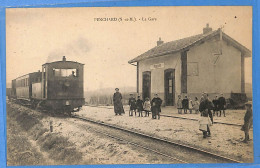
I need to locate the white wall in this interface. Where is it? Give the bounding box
[138,52,181,104]
[187,37,242,97]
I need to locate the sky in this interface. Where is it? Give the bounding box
[6,6,252,91]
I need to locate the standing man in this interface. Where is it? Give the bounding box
[113,88,125,115]
[151,94,163,119]
[218,94,226,117]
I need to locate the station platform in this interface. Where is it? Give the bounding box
[77,105,253,162]
[88,105,244,126]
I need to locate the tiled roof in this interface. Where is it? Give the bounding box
[128,29,251,63]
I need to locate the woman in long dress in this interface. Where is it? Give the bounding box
[113,88,125,115]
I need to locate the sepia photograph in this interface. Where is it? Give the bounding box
[5,6,253,165]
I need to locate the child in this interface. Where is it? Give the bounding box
[143,97,151,117]
[241,101,253,143]
[199,110,212,138]
[193,97,200,114]
[128,94,136,116]
[182,96,189,114]
[177,95,182,114]
[189,97,193,114]
[136,96,144,117]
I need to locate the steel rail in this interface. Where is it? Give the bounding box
[74,121,187,163]
[71,114,242,164]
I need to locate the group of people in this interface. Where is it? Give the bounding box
[113,88,162,119]
[197,92,253,143]
[176,93,226,116]
[113,88,253,142]
[176,95,200,114]
[128,94,162,119]
[196,92,226,138]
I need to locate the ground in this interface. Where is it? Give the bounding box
[6,102,254,165]
[77,105,254,162]
[6,102,175,165]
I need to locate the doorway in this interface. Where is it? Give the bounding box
[165,69,175,106]
[142,71,151,100]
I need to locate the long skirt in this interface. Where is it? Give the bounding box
[114,101,125,114]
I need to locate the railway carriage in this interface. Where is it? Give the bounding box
[10,72,41,103]
[10,56,85,114]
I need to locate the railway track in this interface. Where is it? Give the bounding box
[71,113,242,164]
[86,105,243,127]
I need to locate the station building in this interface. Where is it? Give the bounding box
[128,24,251,106]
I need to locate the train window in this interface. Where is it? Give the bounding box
[53,68,78,77]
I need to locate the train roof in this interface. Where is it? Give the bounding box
[43,56,84,66]
[15,71,41,80]
[42,60,84,66]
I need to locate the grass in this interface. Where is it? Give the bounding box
[7,103,83,165]
[6,108,45,166]
[38,132,82,164]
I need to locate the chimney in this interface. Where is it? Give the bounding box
[203,23,212,34]
[157,37,164,46]
[62,56,66,61]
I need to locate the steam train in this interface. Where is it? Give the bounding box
[8,56,85,114]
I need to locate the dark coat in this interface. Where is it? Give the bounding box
[218,97,226,110]
[244,109,253,123]
[129,97,137,110]
[241,108,253,132]
[182,98,189,109]
[212,99,219,111]
[136,99,144,111]
[113,92,125,114]
[199,99,214,112]
[151,97,162,113]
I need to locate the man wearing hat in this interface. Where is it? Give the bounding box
[113,88,125,115]
[241,101,253,143]
[151,94,162,119]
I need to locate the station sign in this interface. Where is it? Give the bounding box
[150,63,164,70]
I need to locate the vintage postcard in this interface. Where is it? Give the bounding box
[5,6,253,166]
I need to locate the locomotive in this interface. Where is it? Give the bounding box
[9,56,85,114]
